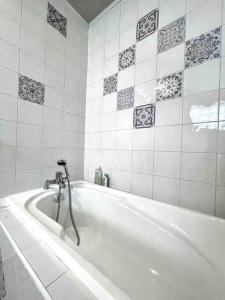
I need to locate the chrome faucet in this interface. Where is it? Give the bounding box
[44,171,66,190]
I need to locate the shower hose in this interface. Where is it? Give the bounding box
[56,179,80,246]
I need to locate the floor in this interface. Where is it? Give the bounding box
[0,199,97,300]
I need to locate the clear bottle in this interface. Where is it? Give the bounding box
[94,166,102,185]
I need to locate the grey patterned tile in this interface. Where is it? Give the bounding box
[136,9,159,42]
[117,87,135,110]
[133,104,155,128]
[103,73,118,96]
[156,71,183,101]
[185,27,221,69]
[18,75,45,105]
[158,16,186,53]
[119,45,136,71]
[47,2,67,37]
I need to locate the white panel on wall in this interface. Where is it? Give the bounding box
[0,0,88,195]
[85,0,225,218]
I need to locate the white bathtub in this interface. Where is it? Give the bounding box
[7,181,225,300]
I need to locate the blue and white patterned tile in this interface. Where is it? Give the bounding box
[18,75,45,105]
[119,45,136,71]
[158,16,186,53]
[133,104,155,128]
[103,73,118,96]
[156,71,183,101]
[47,3,67,37]
[185,27,221,69]
[136,9,159,42]
[117,87,135,110]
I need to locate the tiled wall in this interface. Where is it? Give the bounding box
[84,0,225,217]
[0,0,88,195]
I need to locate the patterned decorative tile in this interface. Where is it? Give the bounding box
[136,9,159,42]
[0,249,6,299]
[103,73,118,96]
[119,45,136,71]
[185,27,221,69]
[18,75,45,105]
[158,16,186,53]
[133,104,155,128]
[47,3,67,37]
[117,87,135,110]
[156,71,183,101]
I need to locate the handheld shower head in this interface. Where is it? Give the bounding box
[57,159,70,179]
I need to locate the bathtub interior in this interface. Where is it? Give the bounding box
[29,185,225,300]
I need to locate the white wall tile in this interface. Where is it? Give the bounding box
[157,43,184,78]
[42,148,61,168]
[102,131,116,149]
[20,27,46,62]
[102,93,117,113]
[133,128,154,150]
[22,5,46,41]
[15,169,42,192]
[138,0,158,18]
[184,59,220,96]
[182,122,218,152]
[0,171,15,195]
[135,80,156,106]
[159,0,186,28]
[0,146,16,171]
[18,100,43,126]
[17,123,42,147]
[136,32,157,63]
[44,107,63,129]
[221,57,225,89]
[0,120,17,146]
[0,94,17,122]
[116,108,133,130]
[45,86,64,110]
[116,129,133,150]
[0,0,21,23]
[186,0,223,40]
[20,51,45,83]
[0,39,19,72]
[132,172,153,198]
[132,150,153,174]
[154,151,181,179]
[180,180,215,214]
[155,125,182,151]
[153,176,180,205]
[155,97,182,126]
[216,185,225,218]
[119,25,136,51]
[101,149,115,169]
[118,66,135,90]
[216,154,225,185]
[115,150,132,171]
[0,66,18,96]
[183,90,219,124]
[115,170,132,192]
[181,152,217,184]
[46,46,65,73]
[43,127,62,148]
[0,12,20,47]
[16,147,42,170]
[135,56,156,85]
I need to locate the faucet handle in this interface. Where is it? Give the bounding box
[55,172,63,181]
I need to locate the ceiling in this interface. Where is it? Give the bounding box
[68,0,115,23]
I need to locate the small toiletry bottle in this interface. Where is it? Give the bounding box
[102,174,110,187]
[94,166,102,185]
